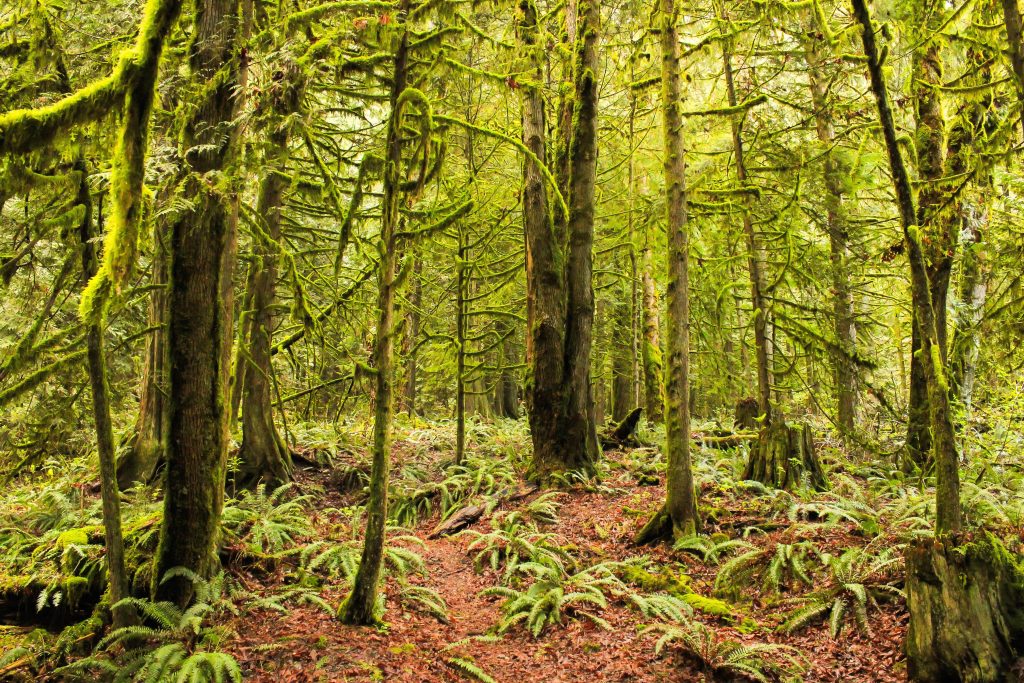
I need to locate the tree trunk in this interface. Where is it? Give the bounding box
[853,0,961,534]
[949,208,987,416]
[517,0,600,481]
[611,292,633,423]
[494,317,519,419]
[733,397,760,431]
[640,236,663,424]
[906,32,958,471]
[742,420,827,491]
[237,64,304,488]
[719,6,772,427]
[804,31,857,438]
[635,0,699,544]
[402,255,422,416]
[557,0,602,474]
[76,166,133,629]
[339,8,410,625]
[118,212,170,489]
[906,534,1024,683]
[155,0,243,606]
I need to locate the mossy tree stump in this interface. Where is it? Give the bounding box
[741,420,827,491]
[733,397,760,431]
[906,534,1024,682]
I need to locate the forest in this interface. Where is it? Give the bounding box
[2,0,1024,680]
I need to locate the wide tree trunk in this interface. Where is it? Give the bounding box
[237,65,305,488]
[635,0,699,544]
[906,534,1024,682]
[742,420,827,491]
[155,0,243,606]
[517,0,600,481]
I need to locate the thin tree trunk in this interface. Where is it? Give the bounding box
[403,256,422,416]
[119,206,170,489]
[611,292,633,423]
[906,32,959,470]
[949,205,987,416]
[77,167,132,628]
[155,0,243,605]
[804,32,858,438]
[636,0,699,544]
[853,0,961,534]
[237,64,305,488]
[456,223,468,464]
[640,238,663,425]
[719,4,772,426]
[339,7,410,625]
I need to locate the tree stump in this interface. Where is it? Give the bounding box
[601,407,644,449]
[906,534,1024,682]
[741,420,827,491]
[733,397,760,431]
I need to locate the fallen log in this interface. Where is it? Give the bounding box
[429,482,539,539]
[694,431,759,449]
[601,407,644,449]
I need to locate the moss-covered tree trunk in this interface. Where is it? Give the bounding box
[611,292,633,423]
[339,9,411,626]
[636,0,699,544]
[640,236,663,425]
[803,30,858,439]
[718,3,772,429]
[76,166,133,629]
[155,0,243,606]
[402,256,422,417]
[906,28,958,471]
[742,420,827,491]
[118,226,169,489]
[553,0,602,476]
[237,64,305,488]
[906,534,1024,682]
[853,0,961,532]
[517,0,600,481]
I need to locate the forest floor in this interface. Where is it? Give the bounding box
[217,426,908,683]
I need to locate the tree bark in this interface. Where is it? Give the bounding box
[237,63,305,488]
[118,226,169,489]
[155,0,243,606]
[719,3,772,427]
[636,0,699,544]
[852,0,960,534]
[76,166,133,629]
[906,534,1024,682]
[640,235,663,424]
[804,31,858,438]
[516,0,600,481]
[339,6,411,625]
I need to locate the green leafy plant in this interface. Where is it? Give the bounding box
[459,514,569,580]
[481,561,624,637]
[716,541,818,596]
[646,621,805,683]
[54,568,241,682]
[780,546,903,638]
[220,483,314,563]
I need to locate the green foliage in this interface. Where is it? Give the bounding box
[646,621,805,683]
[54,569,241,682]
[221,483,314,563]
[459,513,570,580]
[779,547,904,639]
[481,561,619,637]
[716,541,818,596]
[447,656,497,683]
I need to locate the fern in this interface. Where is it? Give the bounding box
[646,621,805,683]
[447,656,497,683]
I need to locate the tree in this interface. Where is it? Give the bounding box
[635,0,699,544]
